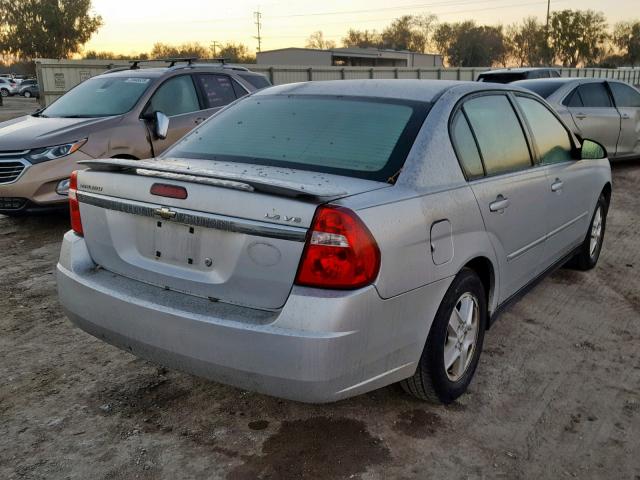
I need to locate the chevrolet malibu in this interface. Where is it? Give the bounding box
[57,80,611,404]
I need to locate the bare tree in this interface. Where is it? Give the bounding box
[306,31,336,50]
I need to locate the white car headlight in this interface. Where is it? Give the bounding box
[25,139,87,164]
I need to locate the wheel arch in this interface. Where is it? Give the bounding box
[602,182,612,208]
[462,256,496,327]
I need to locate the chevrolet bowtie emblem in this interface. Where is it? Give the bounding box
[154,207,177,220]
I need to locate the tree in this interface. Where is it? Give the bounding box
[613,21,640,66]
[0,0,103,59]
[434,21,507,67]
[83,51,147,60]
[306,31,336,50]
[506,17,547,66]
[342,29,382,49]
[549,10,608,67]
[150,42,209,59]
[381,15,429,52]
[216,43,255,63]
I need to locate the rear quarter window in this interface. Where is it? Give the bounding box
[238,74,271,89]
[451,112,484,179]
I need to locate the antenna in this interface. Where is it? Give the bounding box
[254,10,262,53]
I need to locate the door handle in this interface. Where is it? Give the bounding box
[621,113,631,120]
[575,113,588,120]
[194,117,206,124]
[551,179,564,192]
[489,195,510,212]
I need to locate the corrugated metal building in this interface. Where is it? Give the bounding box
[257,47,443,67]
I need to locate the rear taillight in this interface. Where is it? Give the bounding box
[69,170,83,236]
[295,205,380,289]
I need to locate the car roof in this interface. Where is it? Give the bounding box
[253,79,517,102]
[480,67,558,75]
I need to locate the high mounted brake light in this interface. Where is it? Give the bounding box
[69,170,83,236]
[295,205,380,289]
[150,183,188,200]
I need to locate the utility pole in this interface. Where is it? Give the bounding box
[546,0,551,32]
[254,10,262,53]
[210,41,220,57]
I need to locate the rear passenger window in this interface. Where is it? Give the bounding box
[195,74,237,108]
[147,75,200,117]
[516,96,573,165]
[451,112,484,179]
[609,82,640,107]
[463,95,532,175]
[577,83,612,108]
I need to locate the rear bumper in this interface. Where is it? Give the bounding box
[57,232,452,403]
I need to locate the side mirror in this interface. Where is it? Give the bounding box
[154,111,169,140]
[580,139,607,160]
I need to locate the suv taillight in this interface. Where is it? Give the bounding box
[295,205,380,289]
[69,170,83,236]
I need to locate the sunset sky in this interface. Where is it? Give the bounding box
[84,0,638,55]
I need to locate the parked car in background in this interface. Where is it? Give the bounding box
[0,77,19,97]
[18,80,40,98]
[0,60,270,215]
[477,67,561,83]
[514,78,640,159]
[57,79,611,405]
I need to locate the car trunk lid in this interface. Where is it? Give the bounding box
[76,159,389,310]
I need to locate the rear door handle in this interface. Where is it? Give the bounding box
[551,179,564,192]
[621,113,631,120]
[489,195,510,212]
[575,113,588,120]
[194,117,206,124]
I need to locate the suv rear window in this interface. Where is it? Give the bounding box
[478,73,526,83]
[166,95,431,182]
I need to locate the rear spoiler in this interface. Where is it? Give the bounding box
[79,159,347,199]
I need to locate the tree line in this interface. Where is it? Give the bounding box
[329,11,640,68]
[0,0,638,70]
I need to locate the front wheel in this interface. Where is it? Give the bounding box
[0,89,8,97]
[573,194,608,271]
[401,268,487,403]
[24,90,31,98]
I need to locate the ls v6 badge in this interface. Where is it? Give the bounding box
[265,212,302,224]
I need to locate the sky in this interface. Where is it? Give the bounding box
[84,0,638,55]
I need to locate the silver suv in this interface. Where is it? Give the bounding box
[57,80,611,404]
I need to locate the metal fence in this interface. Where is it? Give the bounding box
[35,58,640,107]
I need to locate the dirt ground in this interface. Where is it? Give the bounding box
[1,161,639,479]
[0,96,41,122]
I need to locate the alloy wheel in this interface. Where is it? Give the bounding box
[444,292,479,382]
[590,206,603,258]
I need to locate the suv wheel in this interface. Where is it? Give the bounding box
[24,90,31,98]
[0,89,8,97]
[573,193,608,270]
[401,268,487,403]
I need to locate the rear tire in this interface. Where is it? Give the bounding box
[24,90,31,98]
[0,89,8,97]
[401,268,487,403]
[573,194,608,271]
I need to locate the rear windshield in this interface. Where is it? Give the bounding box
[514,80,565,98]
[478,73,526,83]
[165,95,431,182]
[42,76,153,118]
[238,73,271,89]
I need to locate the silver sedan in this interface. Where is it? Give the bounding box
[514,77,640,159]
[57,80,612,404]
